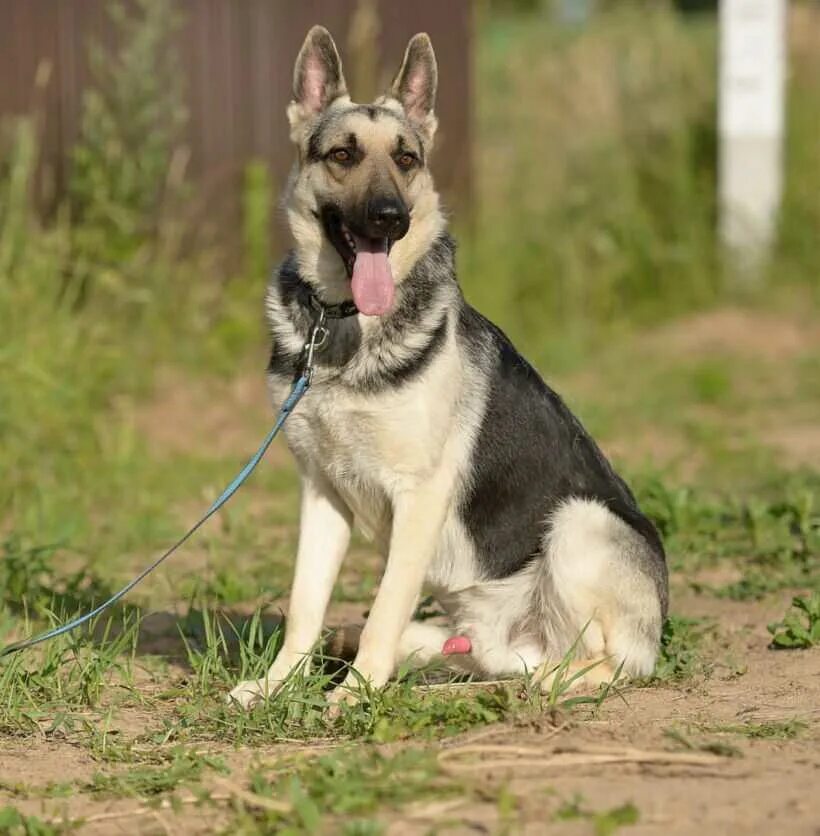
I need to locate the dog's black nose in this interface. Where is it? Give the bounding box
[365,196,410,240]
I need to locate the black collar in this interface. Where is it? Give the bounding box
[307,291,359,320]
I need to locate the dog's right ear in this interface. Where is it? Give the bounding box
[289,26,347,134]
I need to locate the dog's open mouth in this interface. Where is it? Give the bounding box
[322,211,395,317]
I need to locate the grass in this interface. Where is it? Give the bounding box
[555,796,640,836]
[0,807,70,836]
[699,719,807,740]
[232,748,458,834]
[651,615,715,682]
[768,593,820,649]
[85,748,228,798]
[641,474,820,600]
[663,726,743,759]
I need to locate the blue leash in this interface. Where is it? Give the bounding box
[0,308,330,659]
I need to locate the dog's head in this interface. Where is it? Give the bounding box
[285,26,444,316]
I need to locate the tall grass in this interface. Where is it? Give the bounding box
[776,3,820,291]
[0,1,219,580]
[462,2,819,360]
[463,4,719,353]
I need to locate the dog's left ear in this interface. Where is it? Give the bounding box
[390,33,438,143]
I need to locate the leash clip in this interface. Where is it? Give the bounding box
[303,307,328,385]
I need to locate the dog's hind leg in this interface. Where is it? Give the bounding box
[532,497,667,690]
[397,621,450,667]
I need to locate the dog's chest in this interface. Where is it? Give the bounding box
[287,385,446,479]
[273,354,460,532]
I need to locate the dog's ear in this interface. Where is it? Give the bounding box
[289,26,347,133]
[390,33,438,142]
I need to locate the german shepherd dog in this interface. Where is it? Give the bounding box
[229,27,668,710]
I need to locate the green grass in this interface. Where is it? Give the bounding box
[231,748,457,834]
[0,807,72,836]
[85,747,228,798]
[555,795,640,836]
[636,473,820,599]
[699,719,807,740]
[663,726,743,759]
[768,593,820,649]
[651,615,715,682]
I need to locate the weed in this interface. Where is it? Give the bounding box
[768,593,820,649]
[555,794,640,835]
[652,616,713,681]
[68,0,188,306]
[635,476,820,599]
[664,727,743,759]
[0,538,60,606]
[0,807,76,835]
[86,747,228,798]
[229,747,457,833]
[701,720,807,740]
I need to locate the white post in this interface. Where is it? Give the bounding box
[718,0,786,277]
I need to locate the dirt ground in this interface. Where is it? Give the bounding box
[3,586,819,835]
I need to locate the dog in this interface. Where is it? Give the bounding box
[228,26,668,710]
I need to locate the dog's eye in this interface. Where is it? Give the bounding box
[396,152,416,171]
[330,148,352,164]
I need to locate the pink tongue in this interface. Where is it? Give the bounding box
[351,237,395,316]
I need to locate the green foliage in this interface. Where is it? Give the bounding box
[234,748,454,833]
[0,3,222,571]
[86,747,228,797]
[242,161,273,284]
[0,612,139,728]
[0,807,70,836]
[0,537,58,605]
[701,719,807,740]
[466,4,721,351]
[653,616,712,681]
[68,0,187,308]
[466,5,820,360]
[555,795,640,835]
[768,593,820,649]
[635,474,820,600]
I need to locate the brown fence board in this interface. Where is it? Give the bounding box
[0,0,472,250]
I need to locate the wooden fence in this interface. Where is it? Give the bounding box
[0,0,471,248]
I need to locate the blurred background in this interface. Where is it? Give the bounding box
[0,1,818,609]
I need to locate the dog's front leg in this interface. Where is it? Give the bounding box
[329,473,451,705]
[229,470,352,709]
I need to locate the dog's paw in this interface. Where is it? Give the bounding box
[226,677,271,710]
[535,658,617,695]
[325,684,364,720]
